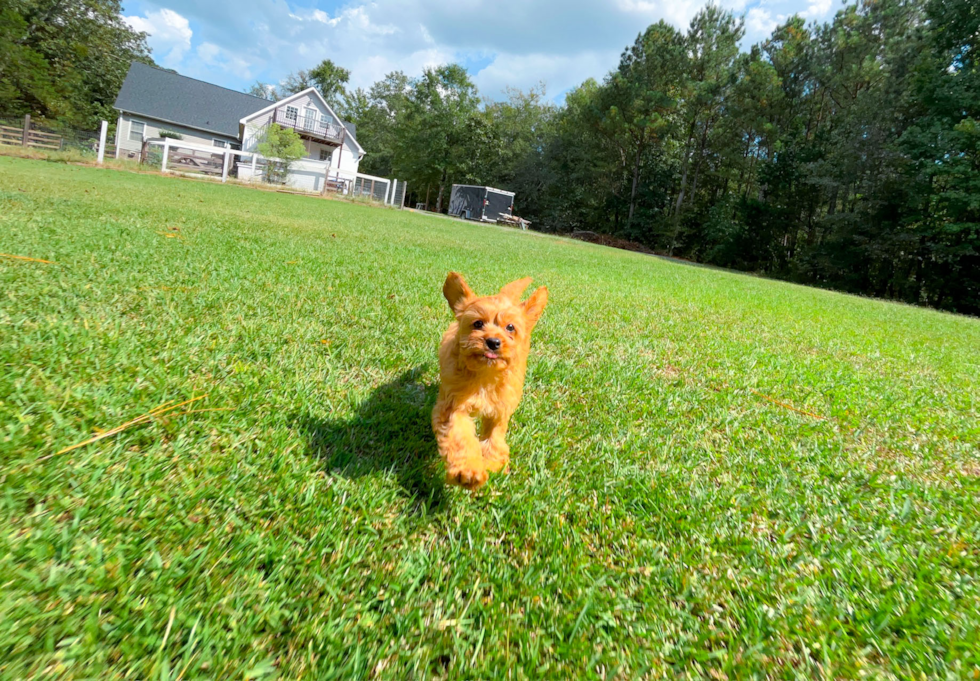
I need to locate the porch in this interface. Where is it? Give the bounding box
[272,107,345,147]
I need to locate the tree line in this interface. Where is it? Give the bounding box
[331,0,978,314]
[0,0,152,129]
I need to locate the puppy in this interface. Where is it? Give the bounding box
[432,272,548,489]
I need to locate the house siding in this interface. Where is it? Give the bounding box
[241,92,362,174]
[332,143,361,174]
[242,92,340,152]
[115,113,239,159]
[236,158,366,193]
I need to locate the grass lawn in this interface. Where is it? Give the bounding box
[1,155,979,679]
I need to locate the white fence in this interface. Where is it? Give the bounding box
[146,138,404,206]
[55,124,407,207]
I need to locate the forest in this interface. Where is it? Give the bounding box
[338,0,979,315]
[3,0,978,314]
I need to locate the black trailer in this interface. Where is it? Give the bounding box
[448,185,515,222]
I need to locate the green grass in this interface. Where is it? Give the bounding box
[1,155,978,679]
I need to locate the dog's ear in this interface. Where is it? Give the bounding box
[498,277,533,302]
[522,286,548,330]
[443,272,475,315]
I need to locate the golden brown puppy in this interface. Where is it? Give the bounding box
[432,272,548,489]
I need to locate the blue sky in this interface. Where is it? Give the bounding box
[121,0,840,101]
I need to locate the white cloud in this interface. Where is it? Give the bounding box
[746,7,779,36]
[289,8,339,25]
[800,0,834,19]
[197,42,221,63]
[181,43,253,84]
[615,0,662,11]
[288,6,397,34]
[121,0,841,101]
[344,6,398,35]
[347,48,458,91]
[473,51,621,100]
[123,8,192,70]
[192,42,254,79]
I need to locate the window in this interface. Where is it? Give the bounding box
[129,120,145,142]
[285,106,298,122]
[319,149,331,161]
[212,139,229,148]
[320,113,331,127]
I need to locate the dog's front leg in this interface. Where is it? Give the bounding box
[479,415,511,473]
[434,410,488,489]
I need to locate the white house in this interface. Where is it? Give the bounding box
[113,62,365,190]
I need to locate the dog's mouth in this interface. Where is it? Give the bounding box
[469,349,506,367]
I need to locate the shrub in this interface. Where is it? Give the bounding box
[257,124,306,184]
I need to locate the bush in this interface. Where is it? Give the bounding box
[159,130,182,140]
[257,124,306,184]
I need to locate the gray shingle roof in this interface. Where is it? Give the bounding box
[113,62,270,139]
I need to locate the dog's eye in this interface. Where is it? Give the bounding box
[472,320,484,330]
[506,324,516,333]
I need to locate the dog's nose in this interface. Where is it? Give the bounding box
[485,337,502,351]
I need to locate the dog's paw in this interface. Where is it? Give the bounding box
[483,450,510,473]
[484,457,509,474]
[446,459,489,490]
[481,440,510,473]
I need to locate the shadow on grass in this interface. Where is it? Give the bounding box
[294,368,446,513]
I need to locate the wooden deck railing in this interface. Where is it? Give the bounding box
[272,109,345,146]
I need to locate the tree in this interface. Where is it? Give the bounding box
[668,6,744,254]
[599,22,688,235]
[308,59,350,111]
[393,65,482,212]
[0,0,153,128]
[278,59,351,111]
[897,0,980,311]
[479,86,557,221]
[342,71,409,177]
[246,82,279,101]
[257,124,307,184]
[280,70,314,97]
[541,79,625,233]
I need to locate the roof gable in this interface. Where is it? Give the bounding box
[241,88,365,157]
[114,62,270,138]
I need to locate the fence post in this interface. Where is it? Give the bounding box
[386,180,394,205]
[161,138,170,172]
[401,184,407,209]
[221,150,230,182]
[22,114,30,146]
[251,154,258,183]
[321,161,330,196]
[97,121,108,164]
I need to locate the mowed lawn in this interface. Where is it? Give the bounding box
[1,156,979,680]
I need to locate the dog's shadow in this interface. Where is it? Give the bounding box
[293,368,447,512]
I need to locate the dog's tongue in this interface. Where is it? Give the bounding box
[484,351,499,360]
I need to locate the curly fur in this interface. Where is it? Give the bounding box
[432,272,548,489]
